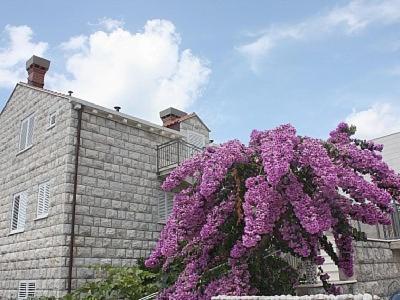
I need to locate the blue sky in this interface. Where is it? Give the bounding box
[1,0,400,143]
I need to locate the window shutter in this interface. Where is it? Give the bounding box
[19,119,28,151]
[11,195,20,231]
[187,131,205,148]
[37,182,50,218]
[158,193,166,223]
[166,193,174,217]
[159,192,174,223]
[26,115,35,147]
[18,192,28,230]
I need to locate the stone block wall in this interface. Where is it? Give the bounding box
[70,108,171,289]
[352,240,400,298]
[212,295,378,300]
[0,84,210,297]
[0,84,76,299]
[297,240,400,299]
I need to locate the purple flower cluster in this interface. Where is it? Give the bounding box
[279,219,315,257]
[201,261,253,299]
[145,122,400,299]
[334,230,354,278]
[284,174,332,235]
[328,122,352,144]
[242,175,285,247]
[199,140,250,198]
[250,124,299,186]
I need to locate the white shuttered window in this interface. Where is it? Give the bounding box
[18,281,36,299]
[11,192,28,233]
[37,181,50,218]
[158,192,174,223]
[19,114,35,151]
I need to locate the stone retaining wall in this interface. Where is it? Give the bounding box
[297,240,400,299]
[352,240,400,297]
[212,294,378,300]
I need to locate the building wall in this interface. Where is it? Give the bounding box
[70,108,171,289]
[180,116,210,145]
[0,84,211,297]
[0,84,76,299]
[375,132,400,173]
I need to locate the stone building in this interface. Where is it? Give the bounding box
[0,56,210,299]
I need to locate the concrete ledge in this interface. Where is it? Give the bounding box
[296,280,358,289]
[390,240,400,250]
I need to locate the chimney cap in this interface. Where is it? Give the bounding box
[26,55,50,70]
[159,107,187,119]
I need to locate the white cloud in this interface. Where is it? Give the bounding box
[345,103,400,139]
[99,17,124,31]
[0,25,48,87]
[238,0,400,70]
[51,19,210,122]
[90,17,125,32]
[60,35,88,51]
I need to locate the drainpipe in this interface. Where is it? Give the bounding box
[67,104,83,293]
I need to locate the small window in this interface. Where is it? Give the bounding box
[19,114,35,151]
[10,191,28,233]
[18,281,36,299]
[187,131,205,149]
[158,192,174,223]
[48,112,56,128]
[37,181,50,218]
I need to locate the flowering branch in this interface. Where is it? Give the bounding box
[146,123,400,299]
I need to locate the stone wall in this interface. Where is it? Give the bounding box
[212,295,378,300]
[70,108,171,289]
[0,84,76,299]
[0,84,212,298]
[352,240,400,298]
[297,240,400,299]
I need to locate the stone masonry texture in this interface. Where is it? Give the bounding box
[0,84,76,299]
[0,83,210,298]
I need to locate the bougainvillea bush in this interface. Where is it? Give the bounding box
[145,123,400,299]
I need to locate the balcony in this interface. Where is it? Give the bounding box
[157,139,202,176]
[355,203,400,240]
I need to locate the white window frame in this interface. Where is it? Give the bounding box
[18,113,35,153]
[158,192,174,223]
[36,181,50,219]
[48,111,56,129]
[187,131,205,149]
[10,191,28,234]
[18,280,36,300]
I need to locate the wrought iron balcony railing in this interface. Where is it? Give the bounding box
[356,203,400,240]
[157,139,202,174]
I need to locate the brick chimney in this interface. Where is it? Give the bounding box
[26,55,50,88]
[160,107,187,130]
